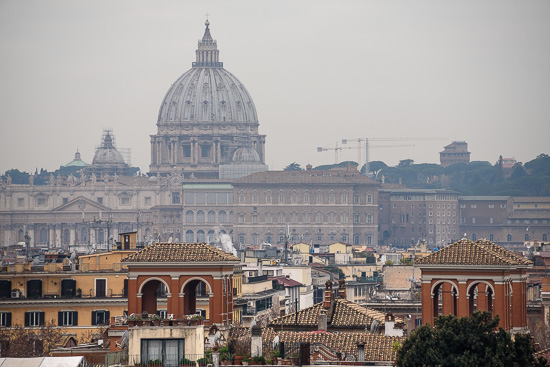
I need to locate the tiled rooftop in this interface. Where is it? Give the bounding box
[263,329,401,362]
[415,238,532,266]
[121,242,239,263]
[269,298,402,329]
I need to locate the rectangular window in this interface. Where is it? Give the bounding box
[95,279,106,298]
[201,145,210,158]
[25,311,45,327]
[0,312,12,327]
[61,279,76,297]
[204,192,216,205]
[97,197,103,205]
[120,197,130,205]
[354,194,359,204]
[36,197,47,206]
[17,198,24,207]
[183,145,191,158]
[91,310,110,326]
[172,192,181,204]
[58,311,78,326]
[367,194,372,203]
[63,198,69,204]
[144,197,151,206]
[141,339,185,366]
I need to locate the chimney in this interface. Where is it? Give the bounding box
[337,279,346,299]
[323,281,334,310]
[384,312,403,336]
[318,309,327,331]
[420,241,427,253]
[384,313,395,336]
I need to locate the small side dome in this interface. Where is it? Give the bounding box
[232,147,260,163]
[92,131,126,166]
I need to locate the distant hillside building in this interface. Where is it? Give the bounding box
[378,189,460,247]
[439,141,470,167]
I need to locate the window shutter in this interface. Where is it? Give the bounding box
[105,311,110,325]
[6,313,11,327]
[39,312,45,326]
[24,312,30,327]
[91,311,97,326]
[58,311,63,326]
[73,312,78,326]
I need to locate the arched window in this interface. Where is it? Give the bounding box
[472,233,477,241]
[64,229,70,244]
[17,229,24,242]
[207,210,216,223]
[316,212,323,223]
[507,233,512,242]
[543,234,548,242]
[81,228,88,243]
[186,210,194,223]
[98,229,104,244]
[196,211,205,223]
[207,230,216,243]
[186,230,194,243]
[39,228,48,243]
[219,210,227,223]
[525,233,530,241]
[489,233,494,242]
[229,211,234,222]
[197,230,205,242]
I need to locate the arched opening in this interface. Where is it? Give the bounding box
[17,229,24,242]
[140,279,169,316]
[468,281,494,316]
[185,230,194,243]
[182,279,211,319]
[431,281,458,319]
[207,230,216,244]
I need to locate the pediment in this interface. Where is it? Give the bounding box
[53,196,109,212]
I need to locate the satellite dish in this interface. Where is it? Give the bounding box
[370,320,378,333]
[120,330,129,350]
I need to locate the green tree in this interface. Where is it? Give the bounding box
[283,162,303,171]
[396,312,544,367]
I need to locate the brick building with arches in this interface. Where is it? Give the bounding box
[416,238,532,332]
[122,242,239,324]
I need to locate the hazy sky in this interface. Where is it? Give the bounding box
[1,0,549,174]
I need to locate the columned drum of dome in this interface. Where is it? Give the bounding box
[149,21,266,178]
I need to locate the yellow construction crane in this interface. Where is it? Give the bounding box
[341,137,447,175]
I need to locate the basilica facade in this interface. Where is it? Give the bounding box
[0,21,380,250]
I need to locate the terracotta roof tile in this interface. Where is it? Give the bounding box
[263,329,401,362]
[269,298,402,329]
[121,242,239,263]
[415,238,532,266]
